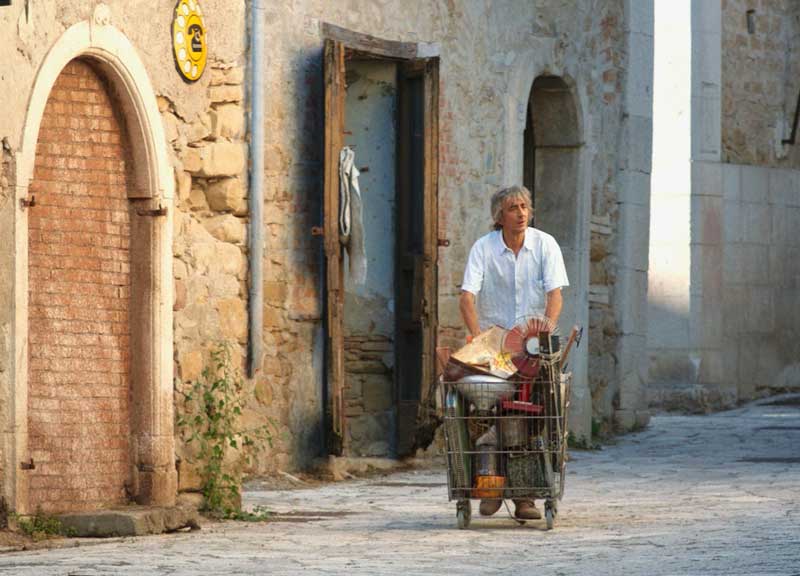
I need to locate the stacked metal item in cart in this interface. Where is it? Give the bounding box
[440,317,581,529]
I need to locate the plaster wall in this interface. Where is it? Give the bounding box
[342,60,398,457]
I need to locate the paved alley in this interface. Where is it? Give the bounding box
[1,395,798,575]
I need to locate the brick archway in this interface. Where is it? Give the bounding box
[27,59,133,512]
[9,15,175,514]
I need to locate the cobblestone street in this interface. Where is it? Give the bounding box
[1,395,798,575]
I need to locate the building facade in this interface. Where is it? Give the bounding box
[648,0,800,411]
[0,0,653,514]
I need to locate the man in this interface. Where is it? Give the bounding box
[459,185,569,520]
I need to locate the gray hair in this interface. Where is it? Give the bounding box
[490,185,533,230]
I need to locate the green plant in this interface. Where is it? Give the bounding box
[177,344,277,519]
[13,509,76,540]
[228,504,272,522]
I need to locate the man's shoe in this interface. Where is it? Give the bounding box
[479,499,502,516]
[513,500,542,520]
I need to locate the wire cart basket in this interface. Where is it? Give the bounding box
[442,350,570,529]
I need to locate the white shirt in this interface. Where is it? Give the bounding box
[461,228,569,331]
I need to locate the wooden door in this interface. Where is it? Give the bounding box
[395,59,439,456]
[323,39,347,454]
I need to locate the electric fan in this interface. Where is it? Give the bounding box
[501,315,557,378]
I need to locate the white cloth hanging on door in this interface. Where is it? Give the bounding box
[339,146,367,285]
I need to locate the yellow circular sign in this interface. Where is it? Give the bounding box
[172,0,207,83]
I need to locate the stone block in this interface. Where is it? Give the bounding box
[177,460,203,492]
[619,202,650,271]
[162,111,179,143]
[362,375,393,412]
[697,348,723,385]
[615,405,636,431]
[206,177,247,214]
[616,269,648,335]
[771,207,788,247]
[618,169,651,207]
[217,298,248,343]
[206,274,240,299]
[723,200,742,244]
[626,0,654,34]
[215,241,245,278]
[722,336,739,394]
[179,349,204,382]
[787,207,800,246]
[175,170,192,204]
[180,147,203,174]
[209,84,243,103]
[740,203,771,245]
[740,244,770,285]
[647,295,689,349]
[185,118,211,144]
[622,115,653,174]
[210,66,244,86]
[691,195,722,246]
[746,287,776,334]
[689,292,722,348]
[203,214,247,244]
[58,506,198,538]
[740,165,768,203]
[768,168,793,207]
[690,243,722,297]
[624,32,654,118]
[691,161,722,197]
[198,142,245,178]
[210,104,245,140]
[722,163,740,202]
[721,285,747,336]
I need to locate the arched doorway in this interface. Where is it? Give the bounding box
[10,16,176,514]
[26,59,134,512]
[523,76,581,331]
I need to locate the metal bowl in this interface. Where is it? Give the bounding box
[455,375,517,411]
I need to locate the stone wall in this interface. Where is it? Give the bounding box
[721,0,800,167]
[0,1,654,506]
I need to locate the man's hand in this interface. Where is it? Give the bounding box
[459,291,481,338]
[544,287,563,325]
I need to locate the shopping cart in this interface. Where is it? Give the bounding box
[441,350,570,529]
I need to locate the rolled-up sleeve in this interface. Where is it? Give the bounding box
[461,241,484,295]
[542,236,569,292]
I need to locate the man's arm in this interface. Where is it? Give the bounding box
[459,291,481,338]
[544,287,562,325]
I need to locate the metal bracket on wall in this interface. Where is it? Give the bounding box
[136,204,168,217]
[311,226,324,236]
[437,237,450,247]
[19,195,36,209]
[20,458,35,470]
[783,89,800,145]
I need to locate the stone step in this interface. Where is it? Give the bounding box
[58,505,200,538]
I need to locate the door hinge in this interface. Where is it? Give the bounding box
[20,458,35,470]
[136,204,168,217]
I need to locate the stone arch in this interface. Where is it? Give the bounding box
[10,10,175,513]
[503,52,592,441]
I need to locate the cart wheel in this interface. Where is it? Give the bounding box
[544,504,555,530]
[456,500,471,529]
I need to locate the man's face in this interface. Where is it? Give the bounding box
[499,195,530,234]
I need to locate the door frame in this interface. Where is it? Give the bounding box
[321,23,440,455]
[9,17,175,513]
